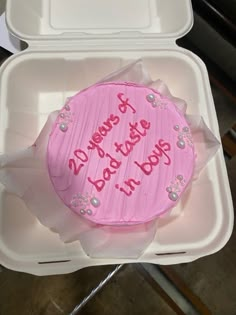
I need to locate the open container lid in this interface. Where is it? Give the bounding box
[6,0,193,42]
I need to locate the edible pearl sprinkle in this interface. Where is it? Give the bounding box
[166,187,172,193]
[90,197,100,208]
[177,140,185,149]
[146,94,155,102]
[80,209,85,215]
[87,209,93,215]
[152,101,158,107]
[177,175,183,181]
[174,125,179,131]
[71,200,78,207]
[65,104,70,111]
[59,123,68,132]
[168,192,179,201]
[183,126,189,132]
[178,135,183,140]
[59,113,65,118]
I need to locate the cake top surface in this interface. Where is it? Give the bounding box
[47,82,195,225]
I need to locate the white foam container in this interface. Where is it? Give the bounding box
[0,0,233,275]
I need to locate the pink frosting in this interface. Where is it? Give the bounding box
[47,82,195,225]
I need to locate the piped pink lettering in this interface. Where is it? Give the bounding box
[115,184,132,196]
[87,141,105,158]
[74,149,88,162]
[88,177,105,192]
[69,158,84,175]
[134,160,153,176]
[114,119,151,157]
[134,139,171,175]
[115,178,141,196]
[117,93,136,114]
[124,178,141,191]
[103,168,116,181]
[106,153,122,169]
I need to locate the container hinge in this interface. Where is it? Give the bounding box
[26,38,177,51]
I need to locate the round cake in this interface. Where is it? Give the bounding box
[47,82,195,225]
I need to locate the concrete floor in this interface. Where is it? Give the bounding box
[0,1,235,314]
[0,264,178,315]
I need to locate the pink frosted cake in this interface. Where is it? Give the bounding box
[47,82,195,225]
